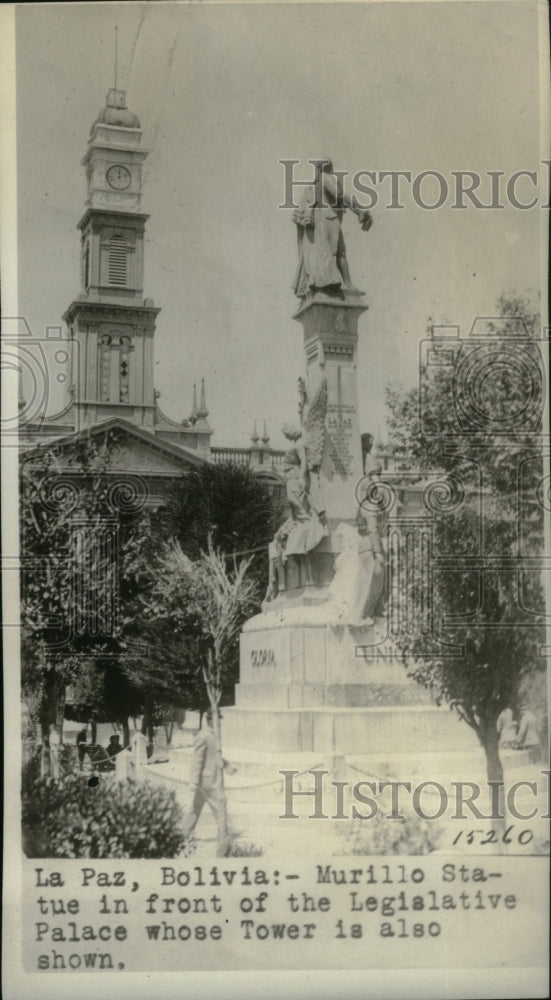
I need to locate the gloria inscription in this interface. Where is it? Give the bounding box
[250,649,276,667]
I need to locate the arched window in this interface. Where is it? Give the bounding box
[108,234,127,286]
[99,334,112,401]
[119,336,131,403]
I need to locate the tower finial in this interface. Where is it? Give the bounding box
[190,382,198,421]
[261,419,270,445]
[197,378,209,419]
[251,420,259,444]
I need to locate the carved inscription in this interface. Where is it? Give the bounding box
[250,649,276,667]
[326,404,354,476]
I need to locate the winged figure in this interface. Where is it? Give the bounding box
[265,378,329,600]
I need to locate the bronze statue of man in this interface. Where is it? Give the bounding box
[293,159,372,299]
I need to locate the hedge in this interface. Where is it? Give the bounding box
[22,758,191,858]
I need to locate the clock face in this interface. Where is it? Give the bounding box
[106,165,131,190]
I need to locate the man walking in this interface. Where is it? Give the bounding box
[182,709,232,855]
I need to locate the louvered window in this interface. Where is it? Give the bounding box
[108,235,127,286]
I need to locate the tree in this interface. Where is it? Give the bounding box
[64,656,143,748]
[136,540,259,854]
[119,462,281,716]
[166,462,281,596]
[383,294,546,792]
[118,507,209,738]
[20,432,145,773]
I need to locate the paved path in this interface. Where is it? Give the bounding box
[141,741,549,858]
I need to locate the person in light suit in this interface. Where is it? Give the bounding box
[182,709,233,855]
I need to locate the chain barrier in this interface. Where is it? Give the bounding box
[146,760,326,792]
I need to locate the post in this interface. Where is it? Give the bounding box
[116,746,130,781]
[131,731,148,781]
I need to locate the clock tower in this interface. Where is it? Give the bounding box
[63,87,160,429]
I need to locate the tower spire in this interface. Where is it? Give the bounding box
[251,420,259,444]
[114,25,119,91]
[261,419,270,445]
[197,378,209,419]
[190,382,198,421]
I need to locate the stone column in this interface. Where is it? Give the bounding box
[294,289,367,525]
[293,288,368,588]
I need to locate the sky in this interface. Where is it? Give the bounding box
[14,1,547,449]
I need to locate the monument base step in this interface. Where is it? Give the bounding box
[220,703,479,756]
[235,680,432,709]
[164,744,533,789]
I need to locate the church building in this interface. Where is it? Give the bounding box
[19,86,286,506]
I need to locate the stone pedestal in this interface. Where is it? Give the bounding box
[222,610,478,758]
[292,289,368,591]
[264,290,369,605]
[223,287,476,770]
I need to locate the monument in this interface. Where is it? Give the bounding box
[222,159,477,764]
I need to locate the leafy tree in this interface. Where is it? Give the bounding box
[21,438,281,777]
[165,462,281,595]
[134,540,259,854]
[384,294,546,790]
[118,508,208,741]
[63,656,143,748]
[20,432,144,773]
[120,462,280,716]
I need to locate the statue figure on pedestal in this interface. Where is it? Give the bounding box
[319,433,386,625]
[265,378,329,600]
[354,507,385,625]
[353,432,387,623]
[317,512,383,627]
[293,159,373,299]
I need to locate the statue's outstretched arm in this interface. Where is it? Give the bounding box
[322,172,373,228]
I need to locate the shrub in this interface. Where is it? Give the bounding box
[22,749,42,788]
[227,841,264,857]
[22,767,192,858]
[337,809,443,855]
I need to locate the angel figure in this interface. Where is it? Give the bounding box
[265,378,329,599]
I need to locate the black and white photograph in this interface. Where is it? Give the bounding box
[1,1,549,996]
